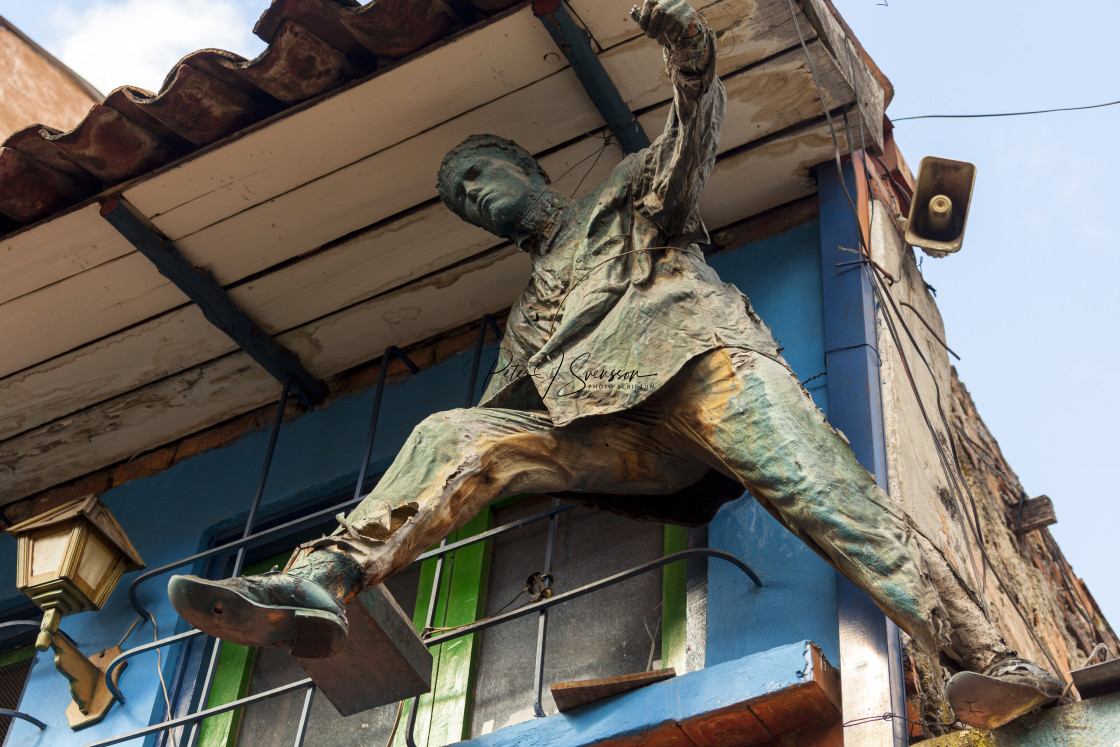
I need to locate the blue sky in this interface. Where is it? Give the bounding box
[3,0,1117,638]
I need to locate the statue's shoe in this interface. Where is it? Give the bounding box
[945,657,1064,729]
[168,572,347,659]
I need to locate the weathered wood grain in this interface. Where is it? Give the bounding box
[0,49,854,439]
[0,204,133,307]
[799,0,885,152]
[0,248,531,501]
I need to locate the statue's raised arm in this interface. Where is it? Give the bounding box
[631,0,724,239]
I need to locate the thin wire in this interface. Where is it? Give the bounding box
[383,699,405,747]
[570,138,611,198]
[893,99,1120,122]
[423,584,532,637]
[149,611,177,747]
[1060,643,1113,702]
[115,615,144,648]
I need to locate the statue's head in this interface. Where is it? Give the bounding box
[438,134,551,239]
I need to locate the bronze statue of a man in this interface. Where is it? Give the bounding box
[170,0,1061,729]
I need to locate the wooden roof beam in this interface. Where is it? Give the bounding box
[99,197,328,407]
[533,0,650,154]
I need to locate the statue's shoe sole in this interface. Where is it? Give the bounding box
[168,575,347,659]
[946,670,1058,729]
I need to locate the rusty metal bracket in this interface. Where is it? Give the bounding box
[99,197,328,407]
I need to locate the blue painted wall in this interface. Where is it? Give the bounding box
[2,217,838,745]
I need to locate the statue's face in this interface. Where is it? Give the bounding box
[443,153,547,238]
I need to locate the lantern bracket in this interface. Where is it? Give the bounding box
[49,629,126,730]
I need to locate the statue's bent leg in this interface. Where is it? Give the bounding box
[293,405,707,592]
[664,347,1011,669]
[170,404,704,656]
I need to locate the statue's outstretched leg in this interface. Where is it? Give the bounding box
[659,347,1062,728]
[169,406,707,658]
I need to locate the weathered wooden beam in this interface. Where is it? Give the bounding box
[534,0,650,154]
[1014,495,1057,535]
[99,197,328,407]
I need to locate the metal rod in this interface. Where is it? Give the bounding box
[355,347,420,501]
[415,503,575,563]
[292,685,316,747]
[0,620,40,632]
[465,314,502,407]
[532,498,560,717]
[424,548,760,647]
[0,707,46,731]
[105,629,206,704]
[83,678,314,747]
[184,380,291,747]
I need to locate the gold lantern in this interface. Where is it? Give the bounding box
[8,494,145,729]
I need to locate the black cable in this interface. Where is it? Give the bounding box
[893,99,1120,122]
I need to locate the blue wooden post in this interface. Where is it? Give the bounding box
[818,158,906,746]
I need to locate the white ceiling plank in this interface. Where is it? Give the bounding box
[0,306,234,442]
[171,68,602,285]
[0,352,282,503]
[0,38,851,396]
[124,6,567,240]
[282,247,531,378]
[0,205,135,307]
[0,253,186,379]
[699,118,851,229]
[0,249,532,503]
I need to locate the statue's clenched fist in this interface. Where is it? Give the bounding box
[630,0,704,48]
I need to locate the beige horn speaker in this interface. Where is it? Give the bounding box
[904,156,976,258]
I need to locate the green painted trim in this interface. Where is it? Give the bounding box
[662,525,689,673]
[0,643,35,669]
[198,553,288,747]
[398,510,494,747]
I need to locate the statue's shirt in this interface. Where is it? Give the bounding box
[479,35,781,425]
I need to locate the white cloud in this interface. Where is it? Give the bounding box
[50,0,268,95]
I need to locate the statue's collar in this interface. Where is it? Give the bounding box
[514,189,568,252]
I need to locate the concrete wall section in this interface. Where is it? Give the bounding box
[0,23,99,139]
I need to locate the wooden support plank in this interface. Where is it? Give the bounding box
[1013,496,1057,535]
[295,585,432,717]
[552,668,677,712]
[100,197,327,406]
[799,0,886,153]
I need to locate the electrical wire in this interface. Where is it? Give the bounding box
[893,99,1120,122]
